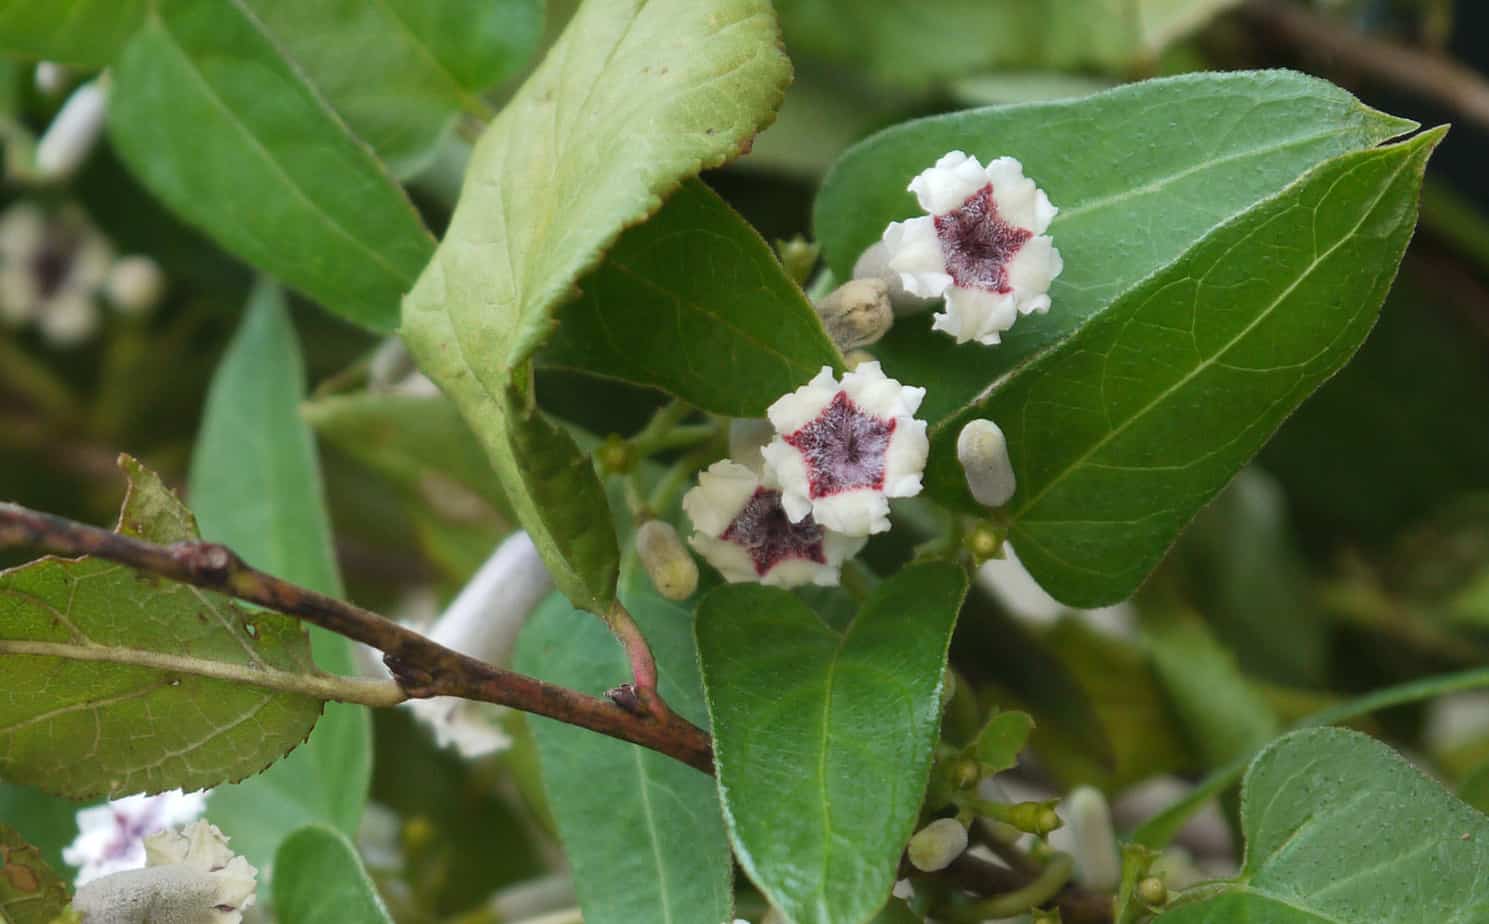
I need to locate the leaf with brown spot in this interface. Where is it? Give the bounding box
[0,824,69,924]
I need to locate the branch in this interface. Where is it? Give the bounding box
[1243,0,1489,134]
[0,502,715,775]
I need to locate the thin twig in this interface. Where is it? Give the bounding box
[0,502,715,774]
[1243,0,1489,134]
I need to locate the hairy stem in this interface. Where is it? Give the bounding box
[0,502,715,774]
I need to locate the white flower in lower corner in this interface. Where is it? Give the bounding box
[882,151,1063,346]
[761,362,928,536]
[683,460,865,588]
[63,789,207,886]
[72,820,257,924]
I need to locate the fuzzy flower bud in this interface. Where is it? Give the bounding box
[813,278,893,351]
[105,256,166,316]
[957,418,1016,507]
[636,519,699,600]
[72,821,256,924]
[907,818,968,872]
[1066,786,1120,892]
[35,79,107,180]
[406,531,553,757]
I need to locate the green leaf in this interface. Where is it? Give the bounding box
[923,125,1441,606]
[514,573,733,924]
[973,710,1035,773]
[1156,728,1489,923]
[402,0,788,608]
[0,0,145,66]
[241,0,543,175]
[0,824,69,924]
[697,562,969,924]
[272,825,393,924]
[188,282,372,875]
[542,179,842,416]
[817,72,1414,426]
[0,788,82,877]
[107,0,435,332]
[0,457,322,799]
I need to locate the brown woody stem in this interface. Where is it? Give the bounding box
[0,502,714,774]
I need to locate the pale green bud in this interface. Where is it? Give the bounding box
[814,278,893,351]
[907,817,968,872]
[637,520,699,601]
[957,418,1016,507]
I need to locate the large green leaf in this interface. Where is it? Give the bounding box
[107,0,435,332]
[0,824,69,924]
[697,562,968,924]
[0,788,82,877]
[242,0,543,175]
[542,179,842,416]
[514,573,733,924]
[1156,728,1489,923]
[0,457,322,799]
[272,825,393,924]
[188,282,372,876]
[777,0,1238,88]
[961,129,1439,605]
[816,72,1414,426]
[402,0,789,608]
[0,0,145,65]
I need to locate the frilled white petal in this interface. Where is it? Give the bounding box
[406,697,512,758]
[682,460,760,537]
[65,790,208,886]
[839,360,926,418]
[852,240,937,316]
[907,150,989,215]
[810,491,891,536]
[933,286,1018,345]
[882,217,951,299]
[984,156,1059,233]
[38,290,99,348]
[765,365,839,433]
[1005,235,1062,315]
[0,202,44,261]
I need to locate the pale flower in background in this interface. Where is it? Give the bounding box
[63,789,207,886]
[684,460,865,587]
[761,362,928,536]
[881,152,1062,345]
[977,543,1135,638]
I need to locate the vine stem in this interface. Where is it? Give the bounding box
[0,502,715,774]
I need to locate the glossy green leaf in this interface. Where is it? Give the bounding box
[0,0,145,66]
[973,710,1035,773]
[515,573,732,924]
[0,457,322,799]
[108,0,435,332]
[543,179,842,416]
[697,562,969,924]
[0,824,69,924]
[272,825,393,924]
[402,0,789,607]
[303,391,511,516]
[817,72,1414,426]
[188,282,372,875]
[778,0,1237,88]
[242,0,543,175]
[1156,728,1489,923]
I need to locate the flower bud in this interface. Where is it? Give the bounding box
[636,519,699,601]
[813,278,893,351]
[35,79,107,180]
[907,817,968,872]
[775,235,820,286]
[34,61,69,96]
[957,418,1016,507]
[105,256,166,316]
[73,821,257,924]
[1138,876,1169,907]
[1067,785,1120,892]
[852,241,936,316]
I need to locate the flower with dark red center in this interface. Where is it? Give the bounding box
[880,152,1063,346]
[683,461,864,587]
[762,362,929,536]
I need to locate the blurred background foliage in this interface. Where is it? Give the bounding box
[2,0,1488,918]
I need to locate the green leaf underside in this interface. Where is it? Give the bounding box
[189,282,372,874]
[0,824,69,924]
[242,0,543,175]
[816,71,1414,427]
[543,178,842,416]
[272,825,393,924]
[776,0,1239,87]
[0,458,322,799]
[1156,728,1489,923]
[697,562,969,924]
[401,0,790,609]
[107,0,434,332]
[0,0,145,65]
[515,572,733,924]
[980,128,1440,606]
[974,711,1035,773]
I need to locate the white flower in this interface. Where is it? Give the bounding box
[881,151,1063,346]
[0,202,112,345]
[405,531,553,758]
[761,362,928,536]
[683,460,865,587]
[72,820,257,924]
[63,789,207,886]
[977,543,1135,638]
